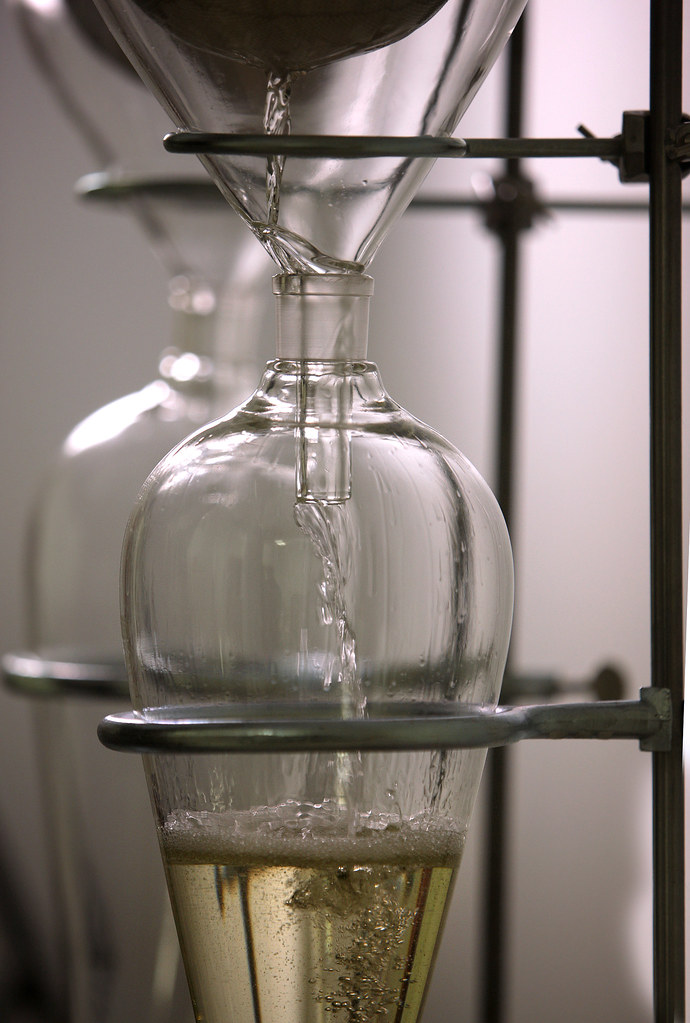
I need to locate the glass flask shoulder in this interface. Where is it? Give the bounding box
[122,358,513,717]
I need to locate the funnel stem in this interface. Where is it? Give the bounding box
[274,274,372,502]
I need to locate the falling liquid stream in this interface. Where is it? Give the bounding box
[294,500,365,830]
[263,70,292,229]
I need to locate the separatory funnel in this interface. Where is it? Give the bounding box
[92,2,525,1021]
[5,1,272,1021]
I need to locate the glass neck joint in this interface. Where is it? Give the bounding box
[274,273,373,361]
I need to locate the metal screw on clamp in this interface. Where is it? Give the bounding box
[580,109,690,183]
[665,116,690,176]
[579,111,650,183]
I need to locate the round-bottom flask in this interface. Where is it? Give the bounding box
[120,273,514,1023]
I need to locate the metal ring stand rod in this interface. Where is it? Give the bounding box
[3,659,670,756]
[96,689,670,756]
[649,0,685,1018]
[481,13,528,1020]
[76,173,684,217]
[1,652,623,705]
[2,652,129,701]
[163,131,622,162]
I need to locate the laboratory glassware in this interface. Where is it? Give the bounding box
[90,1,524,1019]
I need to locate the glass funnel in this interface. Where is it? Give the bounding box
[93,0,527,272]
[117,272,514,1023]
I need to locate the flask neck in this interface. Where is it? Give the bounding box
[274,273,373,361]
[160,274,263,403]
[167,274,218,359]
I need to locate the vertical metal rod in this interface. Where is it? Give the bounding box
[481,12,527,1023]
[648,1,686,1020]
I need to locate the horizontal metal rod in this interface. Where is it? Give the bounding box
[0,651,624,707]
[74,174,690,219]
[0,651,630,707]
[410,196,681,214]
[164,132,622,161]
[98,689,670,756]
[6,652,670,754]
[75,171,223,205]
[165,132,468,158]
[465,137,621,159]
[2,651,129,701]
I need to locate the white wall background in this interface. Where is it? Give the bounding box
[0,1,688,1021]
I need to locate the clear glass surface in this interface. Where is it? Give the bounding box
[125,359,513,718]
[92,0,527,271]
[24,257,270,1023]
[10,0,238,283]
[120,274,514,1023]
[10,0,157,172]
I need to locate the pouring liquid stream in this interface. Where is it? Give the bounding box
[294,498,365,831]
[262,70,292,266]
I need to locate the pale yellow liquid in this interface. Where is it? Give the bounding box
[162,808,461,1023]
